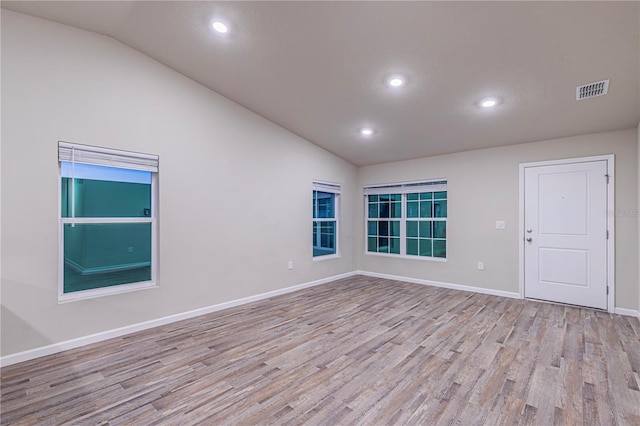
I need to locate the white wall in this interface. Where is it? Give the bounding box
[0,11,357,356]
[638,121,640,314]
[357,129,639,310]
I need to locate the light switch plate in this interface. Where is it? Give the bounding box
[496,220,506,230]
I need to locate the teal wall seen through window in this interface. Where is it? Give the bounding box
[63,223,152,293]
[62,178,151,218]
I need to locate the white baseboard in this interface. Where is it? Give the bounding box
[0,271,357,367]
[614,307,640,318]
[358,271,640,318]
[356,270,522,299]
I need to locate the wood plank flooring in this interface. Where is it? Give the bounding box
[2,275,640,425]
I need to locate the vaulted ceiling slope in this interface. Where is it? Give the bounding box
[3,1,639,166]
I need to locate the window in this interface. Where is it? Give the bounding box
[313,181,340,258]
[365,180,447,259]
[58,142,158,301]
[366,194,402,254]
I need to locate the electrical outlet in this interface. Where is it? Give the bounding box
[477,261,485,271]
[288,260,293,270]
[496,220,506,230]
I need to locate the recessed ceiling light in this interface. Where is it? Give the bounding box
[359,127,375,136]
[212,21,229,34]
[480,97,498,108]
[387,75,406,88]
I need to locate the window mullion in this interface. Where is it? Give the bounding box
[400,193,406,255]
[61,217,153,224]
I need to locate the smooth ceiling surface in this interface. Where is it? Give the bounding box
[2,1,639,166]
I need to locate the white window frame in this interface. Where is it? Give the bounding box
[364,179,447,261]
[313,181,340,260]
[58,141,158,302]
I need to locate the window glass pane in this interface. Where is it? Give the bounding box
[390,220,400,237]
[391,202,401,218]
[434,191,447,200]
[379,202,390,218]
[419,239,433,257]
[368,237,377,252]
[321,223,335,245]
[433,240,446,258]
[391,194,402,201]
[407,238,419,255]
[407,202,419,218]
[63,223,152,293]
[433,221,446,238]
[368,202,378,218]
[389,238,400,254]
[420,201,432,218]
[369,195,379,202]
[314,191,335,219]
[61,178,151,218]
[434,200,447,218]
[378,221,389,237]
[367,221,377,236]
[419,221,432,238]
[313,221,336,257]
[379,194,391,202]
[407,193,419,201]
[61,163,151,218]
[420,192,433,200]
[378,237,389,253]
[407,221,418,238]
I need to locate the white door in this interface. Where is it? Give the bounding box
[524,160,608,310]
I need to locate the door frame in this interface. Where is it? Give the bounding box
[518,154,615,312]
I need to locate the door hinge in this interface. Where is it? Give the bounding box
[606,230,609,239]
[607,286,609,295]
[605,174,610,184]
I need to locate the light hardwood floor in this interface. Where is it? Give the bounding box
[2,275,640,425]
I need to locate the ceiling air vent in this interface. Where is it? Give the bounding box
[576,79,609,100]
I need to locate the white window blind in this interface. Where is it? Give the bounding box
[313,180,341,194]
[363,179,447,195]
[59,141,159,172]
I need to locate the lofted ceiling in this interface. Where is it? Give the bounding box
[2,1,639,166]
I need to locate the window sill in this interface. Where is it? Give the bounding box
[313,253,340,262]
[364,252,447,262]
[58,281,157,303]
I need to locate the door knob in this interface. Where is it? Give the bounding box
[526,237,533,242]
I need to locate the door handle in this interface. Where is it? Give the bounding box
[526,237,533,242]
